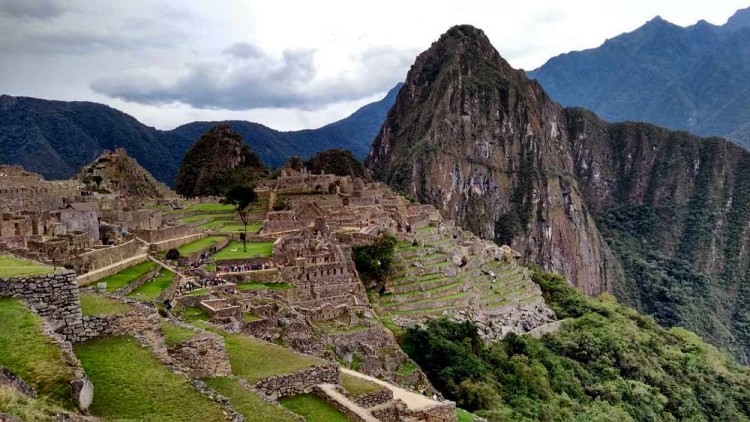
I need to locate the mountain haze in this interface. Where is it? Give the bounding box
[528,8,750,148]
[0,83,402,184]
[368,24,750,363]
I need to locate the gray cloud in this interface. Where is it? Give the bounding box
[91,43,414,110]
[0,0,67,20]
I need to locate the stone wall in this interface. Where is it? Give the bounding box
[149,232,206,253]
[353,388,392,408]
[0,271,85,341]
[254,364,340,399]
[167,332,233,378]
[0,366,36,398]
[312,385,370,422]
[78,254,148,286]
[133,224,195,243]
[370,400,457,422]
[69,239,141,274]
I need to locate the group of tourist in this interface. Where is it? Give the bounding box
[176,276,228,295]
[217,262,270,274]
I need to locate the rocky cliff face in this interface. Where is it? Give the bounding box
[367,25,750,362]
[367,25,612,295]
[174,124,268,197]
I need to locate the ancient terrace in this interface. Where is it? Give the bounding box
[0,164,556,421]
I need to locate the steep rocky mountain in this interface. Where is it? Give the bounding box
[75,149,176,198]
[174,124,268,197]
[0,83,402,185]
[367,25,750,363]
[527,8,750,148]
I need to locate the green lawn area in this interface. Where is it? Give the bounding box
[0,255,52,278]
[177,236,226,256]
[99,261,156,293]
[126,268,175,301]
[187,203,235,212]
[457,408,478,421]
[341,373,386,398]
[179,306,209,322]
[243,312,262,323]
[212,241,273,260]
[203,377,298,422]
[279,394,351,422]
[237,282,292,291]
[217,223,262,234]
[79,293,133,316]
[74,336,226,421]
[212,329,322,382]
[161,322,197,346]
[0,299,76,408]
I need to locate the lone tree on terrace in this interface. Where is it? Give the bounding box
[223,185,258,252]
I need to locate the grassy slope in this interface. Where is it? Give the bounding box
[99,261,156,292]
[127,268,175,301]
[212,241,273,260]
[160,322,196,346]
[79,293,133,316]
[279,394,351,422]
[341,373,386,398]
[177,236,226,255]
[203,377,299,422]
[74,336,226,421]
[0,299,75,408]
[0,256,52,278]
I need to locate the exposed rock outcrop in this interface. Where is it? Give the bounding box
[76,148,176,199]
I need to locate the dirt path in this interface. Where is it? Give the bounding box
[340,368,440,410]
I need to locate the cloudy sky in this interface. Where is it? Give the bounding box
[1,0,747,131]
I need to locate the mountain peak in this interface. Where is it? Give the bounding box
[723,7,750,32]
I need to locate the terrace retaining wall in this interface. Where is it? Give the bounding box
[254,364,340,399]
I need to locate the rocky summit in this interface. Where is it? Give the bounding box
[174,123,268,197]
[76,148,176,199]
[368,24,750,363]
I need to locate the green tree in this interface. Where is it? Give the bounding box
[222,185,258,252]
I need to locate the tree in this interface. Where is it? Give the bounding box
[222,185,258,252]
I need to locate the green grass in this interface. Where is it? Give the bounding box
[237,282,292,291]
[457,408,477,422]
[213,241,273,260]
[203,377,298,422]
[99,261,156,292]
[177,236,226,256]
[186,288,209,296]
[215,330,322,382]
[0,385,69,422]
[217,223,262,233]
[74,336,226,421]
[187,203,235,212]
[395,361,419,377]
[243,312,262,323]
[279,394,351,422]
[341,373,386,398]
[0,299,76,408]
[0,256,52,278]
[180,306,209,322]
[161,322,197,346]
[79,293,133,316]
[127,268,175,301]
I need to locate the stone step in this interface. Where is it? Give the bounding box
[383,281,464,304]
[391,276,456,294]
[314,384,379,422]
[383,292,470,312]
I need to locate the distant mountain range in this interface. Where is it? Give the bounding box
[528,7,750,148]
[0,83,403,184]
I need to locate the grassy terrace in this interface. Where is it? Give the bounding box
[0,255,52,278]
[200,325,322,382]
[74,336,226,421]
[177,236,225,256]
[216,223,262,234]
[203,377,298,422]
[127,268,175,301]
[180,306,209,322]
[0,299,76,408]
[237,282,292,291]
[279,394,351,422]
[187,203,235,212]
[212,241,273,260]
[79,293,133,316]
[341,373,386,398]
[99,261,156,292]
[161,322,197,346]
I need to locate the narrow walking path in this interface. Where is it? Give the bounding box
[317,383,380,422]
[77,253,148,286]
[340,368,441,410]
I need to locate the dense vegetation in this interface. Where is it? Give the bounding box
[402,269,750,421]
[174,124,268,197]
[303,148,366,178]
[0,84,401,184]
[352,233,397,288]
[528,8,750,148]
